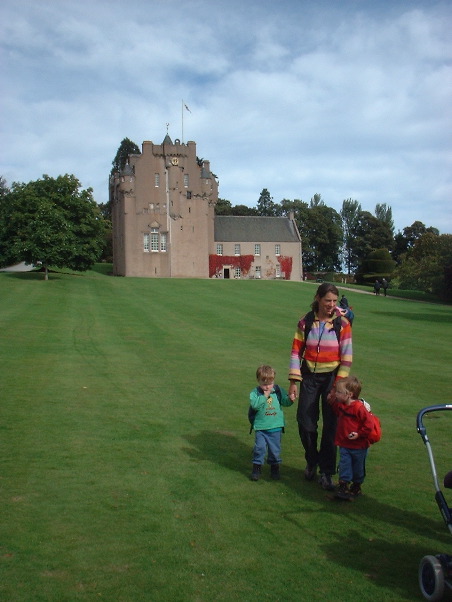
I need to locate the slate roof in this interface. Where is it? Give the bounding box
[214,216,300,243]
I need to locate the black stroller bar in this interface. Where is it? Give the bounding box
[416,404,452,533]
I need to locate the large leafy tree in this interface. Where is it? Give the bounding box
[0,174,107,279]
[393,221,439,264]
[395,232,452,299]
[300,202,343,272]
[353,211,394,262]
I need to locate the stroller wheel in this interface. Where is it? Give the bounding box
[419,555,445,601]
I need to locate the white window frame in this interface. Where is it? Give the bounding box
[183,174,189,188]
[234,266,241,278]
[275,263,281,278]
[160,232,167,252]
[254,244,261,256]
[143,233,150,252]
[275,244,281,256]
[234,244,241,256]
[216,243,223,256]
[154,173,160,187]
[255,266,261,279]
[151,228,159,252]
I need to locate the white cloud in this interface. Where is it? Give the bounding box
[0,0,451,233]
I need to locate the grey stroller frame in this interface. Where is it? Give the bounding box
[417,404,452,601]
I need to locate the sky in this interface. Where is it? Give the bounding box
[1,0,451,234]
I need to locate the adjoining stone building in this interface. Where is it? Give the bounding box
[110,136,303,280]
[212,216,302,280]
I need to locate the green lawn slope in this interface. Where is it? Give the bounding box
[1,267,451,601]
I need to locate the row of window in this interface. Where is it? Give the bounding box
[216,244,281,256]
[144,228,167,252]
[144,236,282,261]
[154,174,189,187]
[227,265,282,278]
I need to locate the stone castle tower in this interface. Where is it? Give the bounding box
[110,136,218,277]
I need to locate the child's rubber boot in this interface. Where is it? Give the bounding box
[349,482,362,497]
[335,480,352,500]
[250,464,261,481]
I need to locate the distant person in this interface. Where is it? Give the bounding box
[328,375,374,500]
[381,278,388,296]
[288,283,353,491]
[374,280,381,295]
[249,365,294,481]
[339,294,349,308]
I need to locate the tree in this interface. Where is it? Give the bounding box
[110,138,141,175]
[353,211,394,263]
[0,176,9,198]
[395,232,452,299]
[392,221,440,264]
[356,248,396,284]
[256,189,281,216]
[340,198,361,274]
[300,204,343,272]
[0,174,107,279]
[214,198,233,215]
[375,203,394,235]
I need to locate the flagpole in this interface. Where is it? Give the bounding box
[181,99,184,143]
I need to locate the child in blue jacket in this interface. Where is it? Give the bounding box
[249,364,295,481]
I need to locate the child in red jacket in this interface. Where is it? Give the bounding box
[329,375,374,500]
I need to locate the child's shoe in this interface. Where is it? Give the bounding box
[250,464,261,481]
[349,482,362,497]
[335,480,352,500]
[270,464,281,480]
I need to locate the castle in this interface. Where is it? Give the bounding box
[110,136,302,280]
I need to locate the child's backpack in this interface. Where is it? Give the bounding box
[359,398,382,444]
[248,385,282,434]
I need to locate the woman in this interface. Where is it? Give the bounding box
[288,283,353,490]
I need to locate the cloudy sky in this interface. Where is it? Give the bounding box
[1,0,451,234]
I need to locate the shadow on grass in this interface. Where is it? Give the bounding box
[183,429,451,545]
[89,263,113,276]
[320,528,443,600]
[0,270,60,280]
[184,429,451,600]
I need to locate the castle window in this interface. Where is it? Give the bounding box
[143,233,150,252]
[151,228,159,252]
[184,174,189,188]
[275,244,281,256]
[254,244,261,256]
[234,244,241,256]
[160,232,167,252]
[234,266,241,278]
[275,263,281,278]
[187,191,192,199]
[154,173,160,187]
[216,244,223,256]
[255,266,261,279]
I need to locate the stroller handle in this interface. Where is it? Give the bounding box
[416,404,452,444]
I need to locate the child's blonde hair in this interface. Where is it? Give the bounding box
[338,375,362,398]
[256,364,275,384]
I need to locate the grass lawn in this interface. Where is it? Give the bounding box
[1,266,451,601]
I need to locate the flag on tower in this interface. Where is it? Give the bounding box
[184,103,191,113]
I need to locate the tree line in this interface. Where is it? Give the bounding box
[216,188,452,300]
[1,135,450,299]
